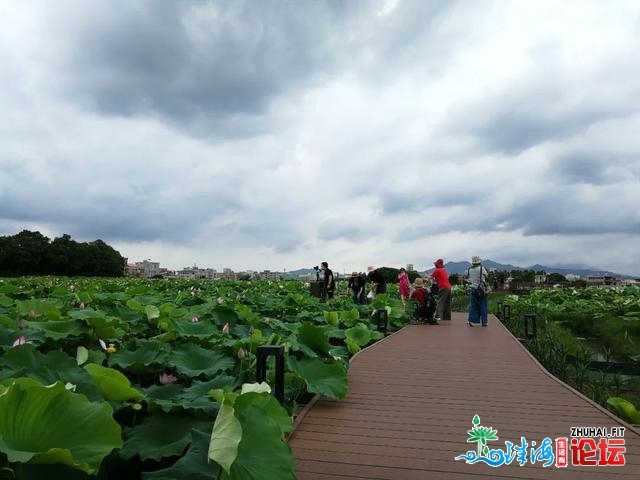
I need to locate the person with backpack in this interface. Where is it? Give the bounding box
[430,259,451,322]
[467,256,489,326]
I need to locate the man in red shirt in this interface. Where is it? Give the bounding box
[430,259,452,321]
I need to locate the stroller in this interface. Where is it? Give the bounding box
[412,284,438,325]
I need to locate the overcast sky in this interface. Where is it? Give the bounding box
[1,0,639,275]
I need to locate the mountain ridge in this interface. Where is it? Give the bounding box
[286,261,637,279]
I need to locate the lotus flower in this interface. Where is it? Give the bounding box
[159,373,178,384]
[222,323,230,334]
[12,336,32,347]
[191,315,199,323]
[70,284,75,291]
[79,302,85,309]
[217,297,224,305]
[99,340,117,353]
[237,348,246,360]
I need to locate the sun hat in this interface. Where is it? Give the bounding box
[414,278,424,287]
[351,271,358,276]
[367,266,375,272]
[472,256,482,265]
[434,259,444,268]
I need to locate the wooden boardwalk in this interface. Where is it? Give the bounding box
[289,313,640,479]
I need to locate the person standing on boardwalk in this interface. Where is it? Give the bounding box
[430,258,451,321]
[467,256,489,327]
[321,262,335,300]
[398,267,411,306]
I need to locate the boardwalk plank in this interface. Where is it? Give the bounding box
[290,313,640,478]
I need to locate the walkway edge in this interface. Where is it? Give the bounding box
[495,314,640,436]
[290,325,407,436]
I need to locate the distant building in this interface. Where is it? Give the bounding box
[587,275,618,286]
[256,270,282,281]
[534,272,547,284]
[126,260,161,278]
[406,264,414,272]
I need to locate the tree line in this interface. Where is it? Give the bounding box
[0,230,125,277]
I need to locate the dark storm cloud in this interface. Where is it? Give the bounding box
[552,151,637,185]
[0,189,241,243]
[55,1,361,125]
[465,98,636,156]
[496,195,640,236]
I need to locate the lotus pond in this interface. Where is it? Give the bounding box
[0,277,408,480]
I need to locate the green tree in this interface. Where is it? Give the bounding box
[547,272,567,284]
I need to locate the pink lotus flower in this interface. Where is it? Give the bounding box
[237,348,246,360]
[191,315,199,323]
[79,302,85,309]
[159,373,178,384]
[12,336,32,347]
[222,323,230,334]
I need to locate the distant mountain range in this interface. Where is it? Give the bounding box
[286,261,637,279]
[424,260,636,279]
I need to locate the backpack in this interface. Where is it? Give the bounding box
[469,265,488,297]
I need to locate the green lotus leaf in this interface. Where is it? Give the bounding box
[144,384,184,413]
[607,397,640,424]
[295,322,330,357]
[289,357,347,400]
[82,314,126,339]
[169,345,235,378]
[0,315,15,328]
[83,363,143,402]
[142,430,220,480]
[323,311,339,327]
[24,320,85,340]
[339,308,361,326]
[223,392,295,480]
[345,323,382,347]
[208,404,242,474]
[145,305,160,321]
[0,345,103,402]
[108,340,168,372]
[144,375,234,414]
[16,299,63,320]
[0,295,14,308]
[0,378,122,474]
[345,337,360,355]
[167,318,218,339]
[210,306,241,327]
[76,346,89,366]
[120,413,212,461]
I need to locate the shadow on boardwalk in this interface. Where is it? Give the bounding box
[289,312,640,479]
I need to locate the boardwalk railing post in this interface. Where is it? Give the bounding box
[524,314,537,340]
[256,345,285,403]
[503,304,511,323]
[376,309,388,333]
[497,301,504,319]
